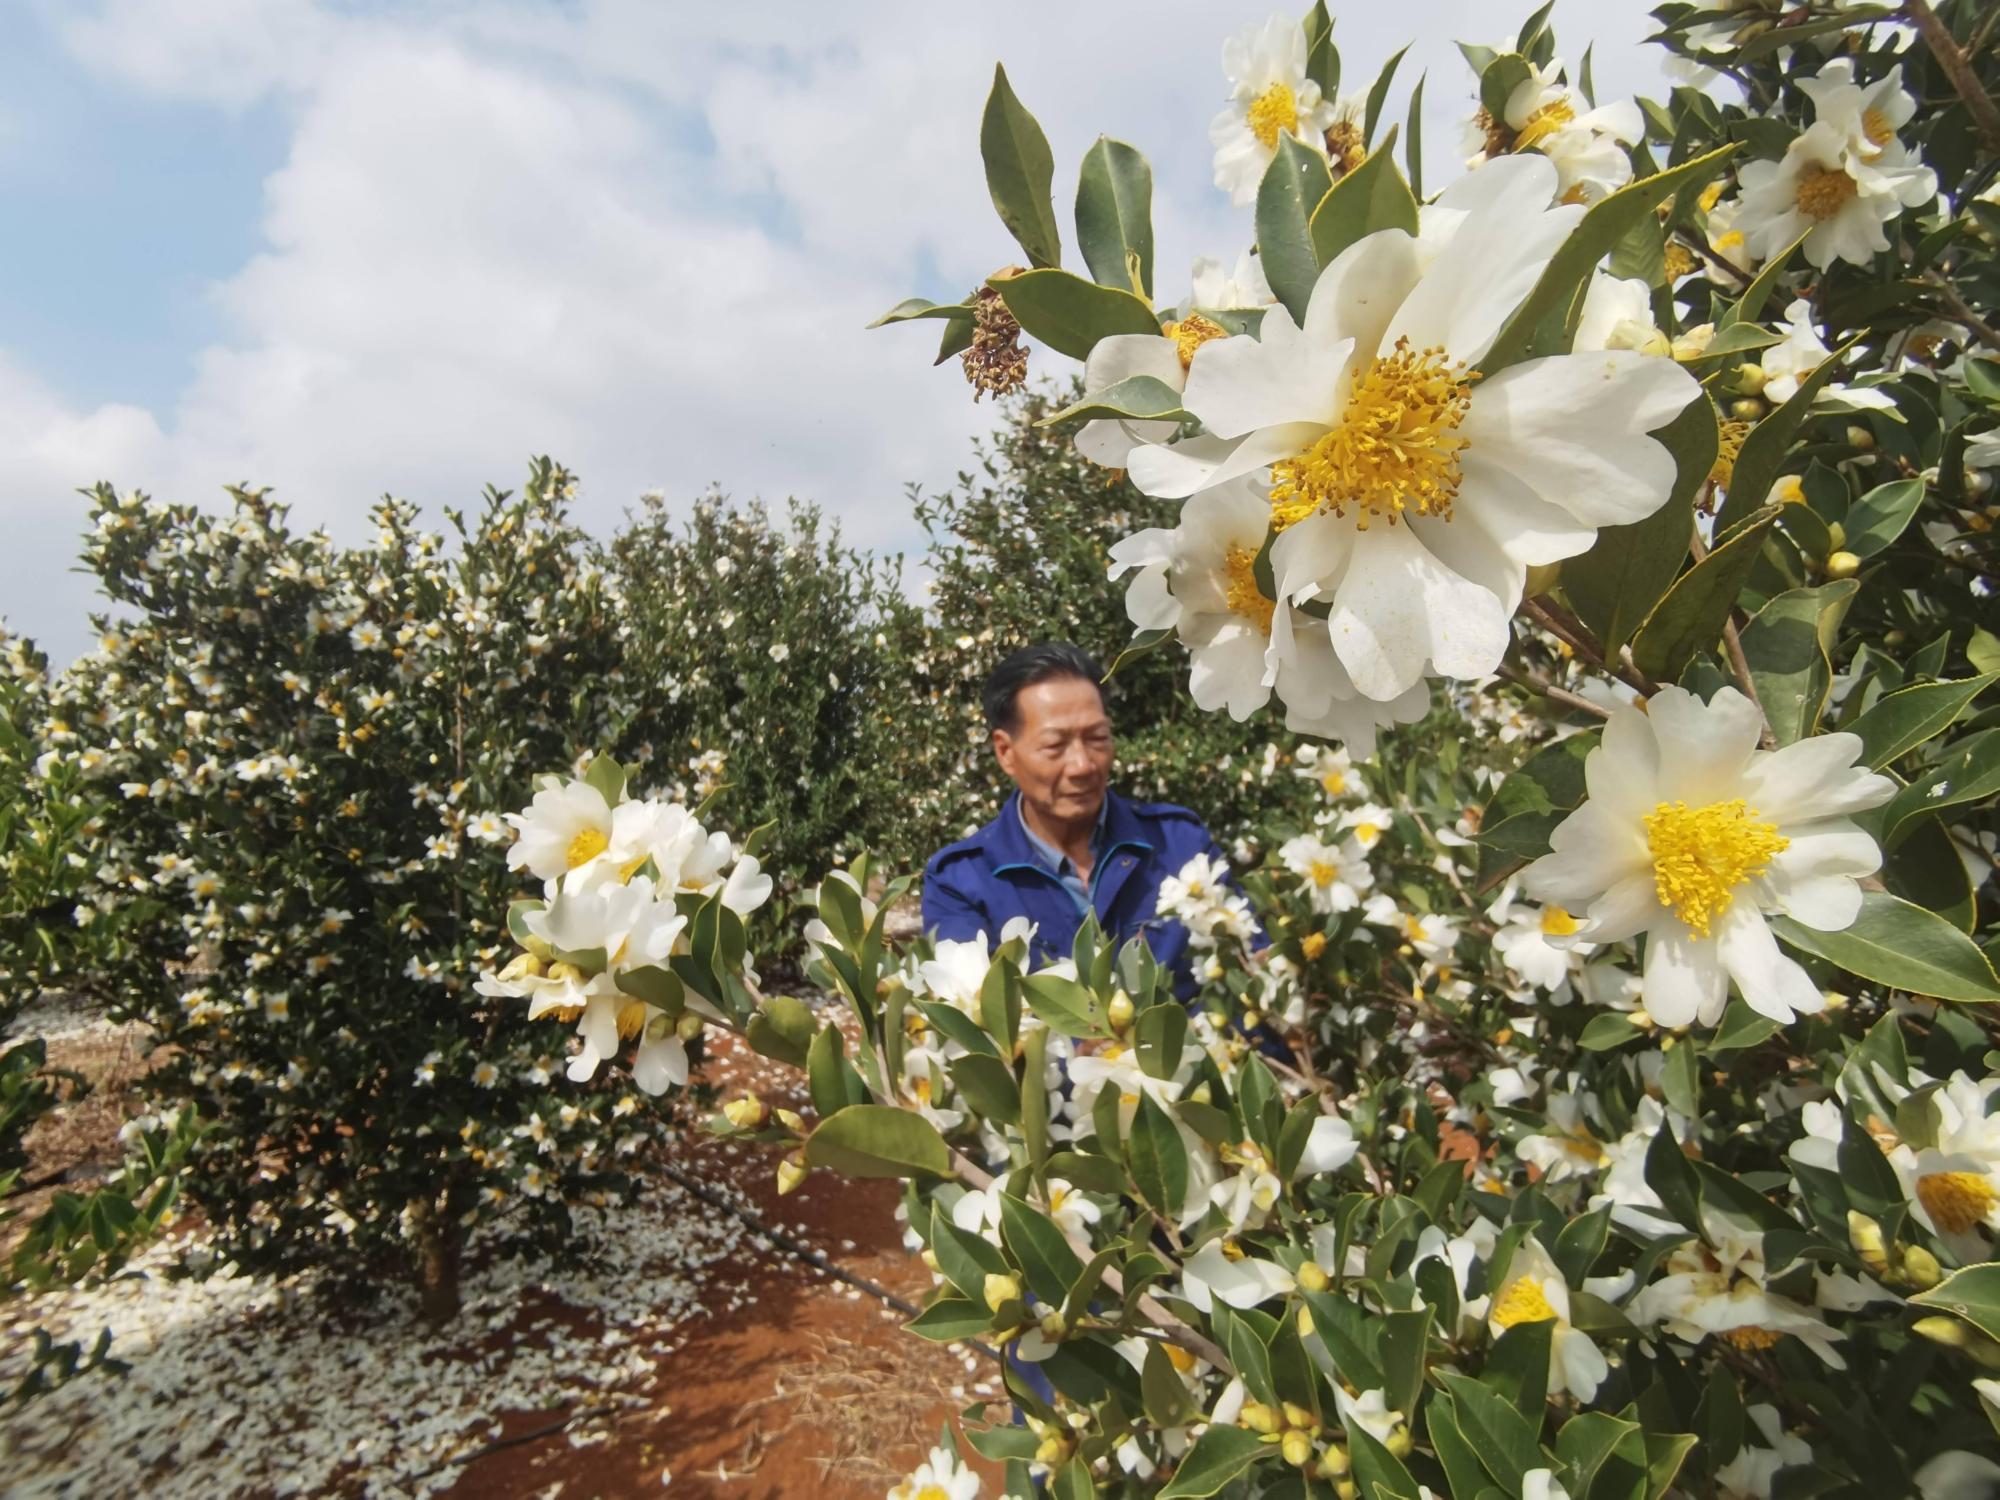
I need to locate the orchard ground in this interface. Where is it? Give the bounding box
[0,996,1006,1498]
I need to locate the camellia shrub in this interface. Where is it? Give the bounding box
[499,2,2000,1496]
[50,464,690,1317]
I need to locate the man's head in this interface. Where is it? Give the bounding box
[984,642,1114,826]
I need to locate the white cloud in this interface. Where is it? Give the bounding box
[6,0,1669,662]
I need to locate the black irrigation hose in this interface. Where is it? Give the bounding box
[654,1160,1005,1366]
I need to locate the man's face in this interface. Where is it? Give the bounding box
[993,675,1114,823]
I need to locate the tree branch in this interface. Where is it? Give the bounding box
[1905,0,2000,154]
[1687,531,1776,749]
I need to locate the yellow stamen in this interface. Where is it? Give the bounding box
[1267,338,1476,528]
[1795,166,1858,221]
[1308,859,1339,889]
[1325,120,1366,176]
[1721,1325,1783,1351]
[565,826,608,869]
[1698,181,1725,213]
[1301,932,1328,959]
[1163,313,1227,370]
[1663,242,1698,280]
[1247,80,1298,150]
[616,999,650,1040]
[1224,544,1277,635]
[1713,230,1745,254]
[1711,418,1750,489]
[1319,769,1346,795]
[1539,905,1580,937]
[1491,1276,1557,1328]
[1861,106,1896,150]
[1643,799,1789,938]
[1918,1171,1999,1236]
[1513,98,1575,152]
[1165,1342,1198,1374]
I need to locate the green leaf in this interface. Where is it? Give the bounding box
[980,64,1060,269]
[1878,729,2000,844]
[1644,1119,1704,1234]
[1773,891,2000,1002]
[999,1193,1085,1305]
[1629,504,1781,681]
[1308,126,1417,270]
[1720,231,1805,329]
[1127,1090,1190,1219]
[906,1297,995,1342]
[934,313,975,364]
[1662,1034,1701,1118]
[1105,626,1174,681]
[1843,478,1927,559]
[1485,145,1737,371]
[1021,971,1104,1036]
[807,1023,857,1120]
[1043,375,1192,428]
[930,1203,1008,1300]
[1050,1456,1097,1500]
[1719,336,1863,532]
[1556,1411,1643,1497]
[614,963,682,1012]
[1363,44,1410,146]
[1135,1002,1187,1081]
[1435,1371,1543,1490]
[1156,1425,1270,1498]
[745,992,816,1069]
[1424,1393,1493,1500]
[1708,1000,1782,1053]
[1481,1317,1552,1416]
[1075,137,1154,298]
[1217,1303,1277,1406]
[1741,580,1859,745]
[1846,675,1998,769]
[1405,72,1425,200]
[1350,1422,1423,1500]
[1478,54,1535,118]
[1021,1024,1050,1175]
[1379,1304,1433,1419]
[1477,730,1600,864]
[950,1052,1022,1125]
[582,753,625,804]
[1912,1262,2000,1340]
[1142,1338,1201,1426]
[1554,1205,1612,1285]
[989,268,1159,362]
[806,1105,951,1180]
[1256,134,1334,321]
[1562,396,1713,654]
[1577,1013,1645,1051]
[868,297,974,329]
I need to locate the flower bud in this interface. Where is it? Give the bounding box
[722,1094,768,1130]
[676,1012,705,1041]
[1282,1430,1315,1468]
[1107,991,1136,1033]
[499,952,545,981]
[773,1107,806,1135]
[1038,1309,1068,1343]
[776,1151,808,1196]
[1902,1244,1943,1290]
[1826,521,1846,551]
[1825,550,1861,580]
[1729,396,1766,422]
[1034,1435,1070,1466]
[1845,424,1875,451]
[1967,468,1995,500]
[1239,1401,1281,1435]
[1849,1211,1891,1274]
[983,1272,1022,1314]
[1300,932,1328,960]
[1733,362,1767,395]
[1318,1445,1352,1480]
[1915,1316,1970,1348]
[1385,1426,1414,1460]
[1282,1402,1317,1432]
[1297,1261,1330,1293]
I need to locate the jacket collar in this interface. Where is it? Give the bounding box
[987,788,1153,877]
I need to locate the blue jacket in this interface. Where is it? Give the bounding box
[921,788,1237,994]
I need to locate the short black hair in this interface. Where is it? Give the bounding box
[983,641,1107,733]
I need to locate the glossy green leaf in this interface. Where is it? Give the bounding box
[999,1193,1085,1305]
[1741,580,1859,745]
[950,1052,1022,1125]
[906,1297,995,1341]
[1363,44,1410,145]
[1126,1090,1190,1219]
[1912,1262,2000,1341]
[1477,730,1600,864]
[1309,125,1417,269]
[744,992,815,1069]
[1480,1316,1553,1416]
[868,297,974,328]
[805,1105,951,1179]
[1021,970,1104,1036]
[1135,1001,1187,1081]
[1846,675,1998,769]
[582,753,625,804]
[1843,478,1927,559]
[980,64,1061,268]
[1774,891,2000,1002]
[989,268,1160,361]
[1630,504,1781,681]
[1156,1425,1270,1498]
[1879,730,2000,845]
[1435,1370,1542,1490]
[1043,375,1192,428]
[929,1203,1007,1300]
[1075,139,1154,304]
[1256,133,1334,321]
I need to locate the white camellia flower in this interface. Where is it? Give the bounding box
[1798,59,1921,170]
[1278,831,1373,913]
[1703,194,1758,276]
[1296,1113,1358,1176]
[1125,153,1696,708]
[1631,1213,1846,1367]
[505,777,614,885]
[1715,1405,1814,1497]
[1189,249,1274,311]
[888,1443,981,1500]
[1470,57,1642,206]
[1895,1071,2000,1259]
[1758,297,1898,414]
[1488,879,1593,999]
[1523,1472,1572,1500]
[1109,479,1429,751]
[1516,1090,1610,1184]
[918,933,997,1015]
[1486,1236,1608,1400]
[1179,1238,1296,1311]
[1523,686,1894,1028]
[1737,118,1935,269]
[1209,13,1338,207]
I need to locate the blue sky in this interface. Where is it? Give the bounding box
[0,0,1667,662]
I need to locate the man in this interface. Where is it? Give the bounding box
[922,642,1246,993]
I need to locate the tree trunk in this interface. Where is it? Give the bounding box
[411,1197,462,1324]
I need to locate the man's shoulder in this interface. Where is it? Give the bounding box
[924,819,1000,879]
[1118,795,1211,835]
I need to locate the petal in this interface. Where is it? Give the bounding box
[1302,228,1422,361]
[1327,522,1510,700]
[1127,425,1315,500]
[1108,527,1177,580]
[1406,508,1530,612]
[1587,705,1664,822]
[1527,803,1649,904]
[1715,903,1825,1022]
[1738,733,1895,822]
[1270,509,1355,602]
[1182,309,1346,437]
[1648,686,1763,806]
[1584,869,1664,945]
[1085,332,1186,392]
[1643,924,1729,1027]
[1456,352,1697,531]
[1189,623,1275,720]
[1123,566,1181,631]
